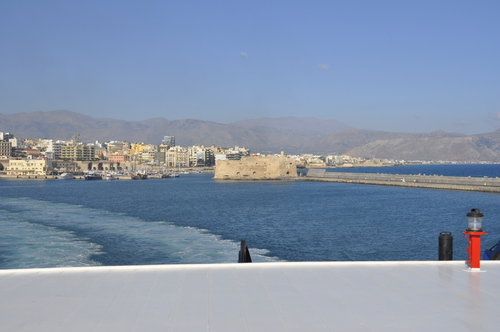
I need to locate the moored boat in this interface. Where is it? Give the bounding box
[131,173,147,180]
[58,173,75,180]
[85,173,102,180]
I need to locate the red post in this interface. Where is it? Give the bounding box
[463,231,487,270]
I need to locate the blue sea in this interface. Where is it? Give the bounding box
[1,164,500,269]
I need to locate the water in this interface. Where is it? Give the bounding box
[1,164,500,269]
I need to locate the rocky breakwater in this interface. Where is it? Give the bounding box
[304,169,500,193]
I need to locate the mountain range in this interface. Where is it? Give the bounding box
[1,110,500,162]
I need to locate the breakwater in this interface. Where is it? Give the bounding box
[304,168,500,193]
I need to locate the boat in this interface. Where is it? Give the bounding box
[131,173,147,180]
[57,173,75,180]
[104,174,116,180]
[84,173,102,180]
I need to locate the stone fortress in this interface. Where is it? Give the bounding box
[213,152,297,180]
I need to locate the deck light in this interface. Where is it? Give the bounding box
[463,209,487,271]
[467,208,483,232]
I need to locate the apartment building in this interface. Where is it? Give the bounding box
[60,144,96,161]
[0,141,12,157]
[165,146,189,168]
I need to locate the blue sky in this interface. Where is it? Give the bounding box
[1,1,499,134]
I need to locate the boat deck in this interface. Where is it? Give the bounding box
[1,261,499,331]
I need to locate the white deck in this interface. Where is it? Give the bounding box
[1,261,499,331]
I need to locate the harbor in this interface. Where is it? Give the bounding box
[0,168,212,180]
[1,163,500,331]
[2,166,500,266]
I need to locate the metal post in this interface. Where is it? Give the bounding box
[438,232,453,260]
[463,209,487,271]
[239,240,252,263]
[463,231,486,270]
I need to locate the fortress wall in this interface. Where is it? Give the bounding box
[213,155,297,180]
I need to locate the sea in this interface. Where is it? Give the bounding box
[1,164,500,270]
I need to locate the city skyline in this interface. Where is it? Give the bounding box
[1,1,499,135]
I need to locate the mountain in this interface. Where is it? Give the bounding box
[309,129,466,155]
[230,117,350,136]
[1,110,500,161]
[345,135,498,161]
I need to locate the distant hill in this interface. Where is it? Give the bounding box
[1,110,500,161]
[230,117,350,136]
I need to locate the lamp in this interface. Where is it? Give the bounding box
[463,208,487,270]
[467,208,484,232]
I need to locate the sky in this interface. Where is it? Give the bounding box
[0,0,499,135]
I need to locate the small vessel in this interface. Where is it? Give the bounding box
[104,174,116,180]
[85,173,102,180]
[131,173,147,180]
[58,173,75,180]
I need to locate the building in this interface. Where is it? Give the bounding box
[108,155,131,163]
[141,150,157,163]
[0,132,14,142]
[23,149,44,159]
[188,146,215,167]
[41,140,65,160]
[106,141,130,155]
[8,137,23,149]
[77,160,133,172]
[6,159,50,176]
[161,136,175,147]
[52,161,79,172]
[154,151,166,164]
[0,141,12,157]
[60,144,96,161]
[165,146,189,168]
[129,143,156,161]
[213,152,297,180]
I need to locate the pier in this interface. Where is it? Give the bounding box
[303,169,500,193]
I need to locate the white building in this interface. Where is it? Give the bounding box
[165,146,189,168]
[43,140,65,160]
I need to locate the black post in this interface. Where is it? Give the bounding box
[239,240,252,263]
[438,232,453,260]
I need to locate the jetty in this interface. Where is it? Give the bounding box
[303,169,500,193]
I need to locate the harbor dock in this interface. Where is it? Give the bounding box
[1,261,499,331]
[304,169,500,193]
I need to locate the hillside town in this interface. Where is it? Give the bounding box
[0,131,408,177]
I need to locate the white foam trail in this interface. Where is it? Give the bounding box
[0,197,278,269]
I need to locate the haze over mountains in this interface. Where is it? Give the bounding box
[1,110,500,162]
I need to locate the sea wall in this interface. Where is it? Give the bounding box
[304,169,500,193]
[213,154,297,180]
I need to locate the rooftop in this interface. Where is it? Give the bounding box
[1,261,499,331]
